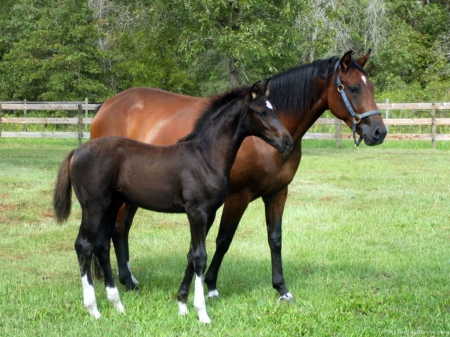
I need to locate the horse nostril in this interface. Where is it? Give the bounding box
[284,137,292,151]
[374,128,380,139]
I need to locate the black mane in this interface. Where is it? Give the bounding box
[178,86,251,143]
[267,56,339,117]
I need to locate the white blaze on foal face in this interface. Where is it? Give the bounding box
[265,100,274,110]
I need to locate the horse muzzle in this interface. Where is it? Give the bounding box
[359,121,387,146]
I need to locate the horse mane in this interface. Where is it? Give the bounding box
[267,54,371,118]
[265,56,337,117]
[177,86,251,143]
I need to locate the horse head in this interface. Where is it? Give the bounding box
[245,80,293,155]
[328,50,387,147]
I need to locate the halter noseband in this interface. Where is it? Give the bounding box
[334,61,381,147]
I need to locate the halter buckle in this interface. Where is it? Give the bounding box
[337,84,344,92]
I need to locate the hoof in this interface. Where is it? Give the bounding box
[124,283,139,292]
[277,292,294,303]
[207,289,220,299]
[86,307,101,319]
[197,309,211,324]
[178,301,189,316]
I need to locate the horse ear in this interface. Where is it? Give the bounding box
[339,50,353,72]
[260,78,271,97]
[250,81,262,100]
[356,49,372,68]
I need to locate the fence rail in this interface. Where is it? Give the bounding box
[1,101,450,148]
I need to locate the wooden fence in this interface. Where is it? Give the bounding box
[1,101,450,148]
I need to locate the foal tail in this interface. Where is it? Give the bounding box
[53,149,76,223]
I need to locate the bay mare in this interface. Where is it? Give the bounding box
[53,81,293,322]
[90,50,387,301]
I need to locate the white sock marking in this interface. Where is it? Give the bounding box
[193,275,211,324]
[82,275,101,319]
[106,286,124,313]
[207,289,220,298]
[278,292,294,302]
[127,261,139,285]
[178,301,188,315]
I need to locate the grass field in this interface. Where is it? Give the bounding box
[0,138,449,336]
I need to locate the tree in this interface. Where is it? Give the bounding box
[177,0,300,88]
[0,0,111,101]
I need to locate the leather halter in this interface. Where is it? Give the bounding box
[334,61,381,147]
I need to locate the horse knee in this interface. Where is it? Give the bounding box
[93,241,110,262]
[192,250,207,273]
[268,233,282,252]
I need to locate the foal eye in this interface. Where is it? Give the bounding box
[258,111,267,117]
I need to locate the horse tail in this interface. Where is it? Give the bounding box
[93,103,103,116]
[53,149,76,223]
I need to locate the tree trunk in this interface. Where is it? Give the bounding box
[228,0,240,88]
[229,57,239,88]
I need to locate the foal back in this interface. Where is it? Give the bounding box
[70,136,226,214]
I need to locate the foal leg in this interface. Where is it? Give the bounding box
[205,193,250,298]
[111,202,139,291]
[95,233,125,313]
[177,210,212,324]
[262,187,293,301]
[75,228,101,318]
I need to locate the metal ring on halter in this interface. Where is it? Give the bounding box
[334,60,381,147]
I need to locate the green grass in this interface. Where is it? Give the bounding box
[0,138,449,336]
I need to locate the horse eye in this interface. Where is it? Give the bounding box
[349,86,359,94]
[258,110,267,117]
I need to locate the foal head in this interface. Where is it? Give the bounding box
[243,81,293,155]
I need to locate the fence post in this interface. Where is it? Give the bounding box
[78,104,83,147]
[431,102,436,149]
[385,98,389,133]
[23,99,27,132]
[0,103,2,139]
[334,118,341,148]
[84,97,88,132]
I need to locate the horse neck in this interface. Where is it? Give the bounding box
[196,103,248,175]
[269,58,334,145]
[279,90,328,145]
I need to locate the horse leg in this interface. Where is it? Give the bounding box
[75,220,101,318]
[177,248,194,316]
[94,208,125,313]
[205,193,251,298]
[177,209,212,324]
[111,202,139,291]
[262,187,293,301]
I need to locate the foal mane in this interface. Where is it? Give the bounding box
[178,86,251,143]
[267,55,366,118]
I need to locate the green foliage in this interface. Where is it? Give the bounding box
[0,0,449,101]
[0,0,112,101]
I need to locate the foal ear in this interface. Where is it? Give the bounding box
[260,78,271,97]
[250,80,262,100]
[339,50,353,72]
[356,49,372,68]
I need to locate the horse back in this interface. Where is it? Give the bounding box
[90,87,208,145]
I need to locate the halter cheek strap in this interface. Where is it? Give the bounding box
[334,61,381,147]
